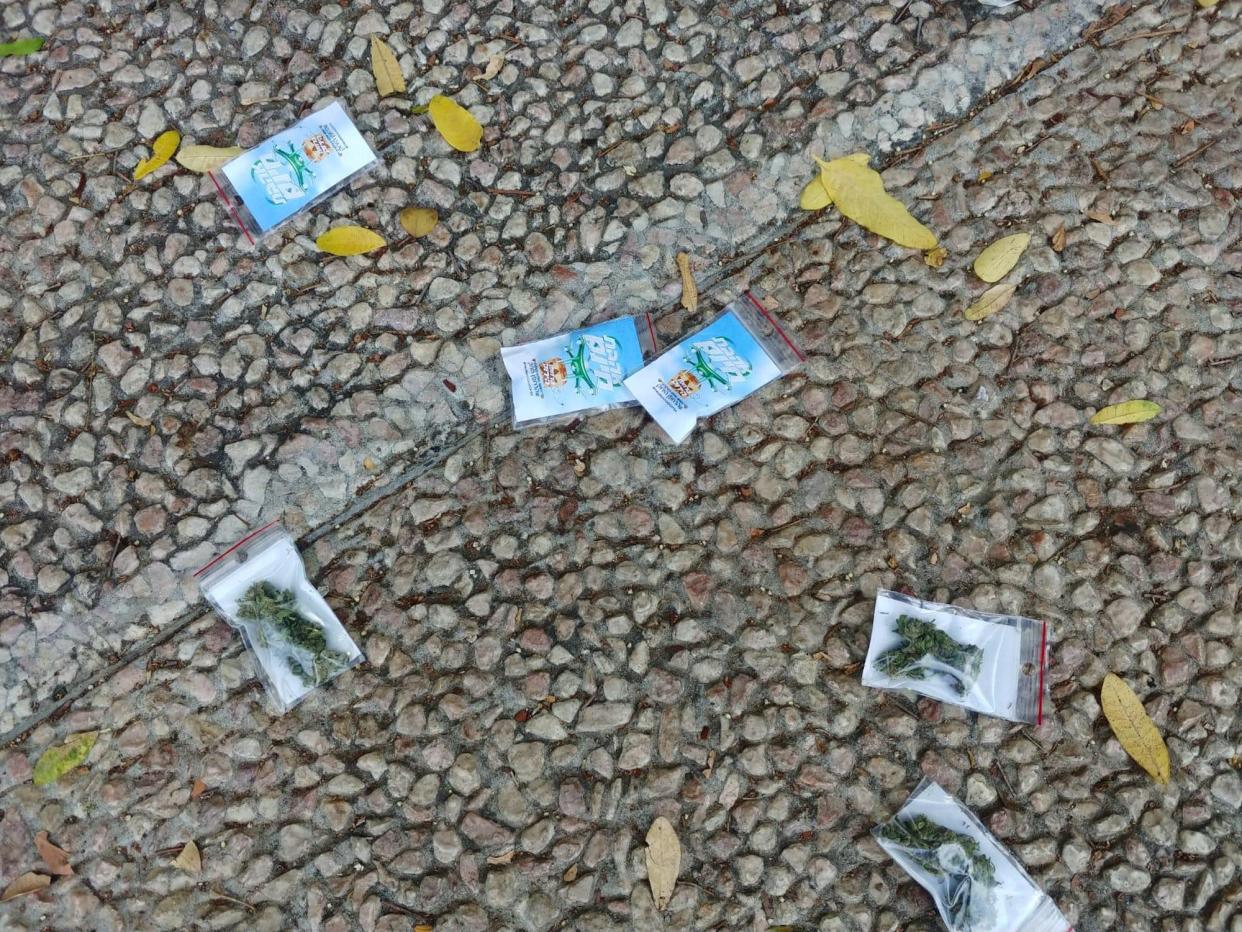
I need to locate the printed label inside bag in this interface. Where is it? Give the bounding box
[624,309,782,443]
[219,101,377,233]
[503,317,647,424]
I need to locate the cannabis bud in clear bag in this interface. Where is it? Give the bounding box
[863,591,1050,725]
[875,780,1071,932]
[195,522,362,714]
[875,614,984,695]
[236,581,353,686]
[878,814,998,930]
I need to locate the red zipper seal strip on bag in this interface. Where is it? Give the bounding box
[208,170,257,246]
[744,291,805,362]
[1036,620,1049,726]
[644,312,657,351]
[193,519,279,578]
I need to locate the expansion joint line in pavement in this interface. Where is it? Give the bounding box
[0,0,1144,750]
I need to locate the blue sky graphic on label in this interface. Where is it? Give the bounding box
[219,101,378,233]
[625,310,781,443]
[502,317,648,425]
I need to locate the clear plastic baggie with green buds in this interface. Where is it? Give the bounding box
[861,589,1049,724]
[194,521,363,714]
[874,779,1070,932]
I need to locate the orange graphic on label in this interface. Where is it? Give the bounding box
[302,133,334,162]
[668,370,700,399]
[539,358,567,388]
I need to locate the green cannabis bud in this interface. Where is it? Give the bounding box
[879,814,997,930]
[875,614,984,695]
[236,581,351,687]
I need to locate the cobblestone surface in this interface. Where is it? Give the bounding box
[2,0,1242,930]
[0,0,1113,733]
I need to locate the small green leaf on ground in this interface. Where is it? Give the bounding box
[0,37,46,57]
[33,731,97,786]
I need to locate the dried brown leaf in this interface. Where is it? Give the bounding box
[1086,209,1115,225]
[480,54,505,80]
[676,252,697,313]
[486,850,515,865]
[125,410,152,429]
[563,864,578,883]
[34,832,73,877]
[173,840,202,875]
[1051,224,1066,253]
[175,145,244,173]
[1,872,50,901]
[645,816,681,910]
[370,36,405,96]
[190,778,207,800]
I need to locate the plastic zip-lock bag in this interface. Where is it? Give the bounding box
[623,291,803,444]
[209,99,380,244]
[502,313,658,429]
[194,521,362,714]
[861,589,1050,724]
[875,779,1071,932]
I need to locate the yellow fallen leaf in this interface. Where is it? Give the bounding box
[1,872,50,902]
[924,246,948,269]
[362,456,377,471]
[1089,400,1161,425]
[175,145,244,173]
[645,816,680,910]
[428,94,483,152]
[973,232,1030,283]
[415,926,433,932]
[134,130,181,180]
[173,840,202,875]
[125,410,152,429]
[963,282,1017,321]
[563,864,578,883]
[316,226,386,256]
[816,154,937,250]
[676,252,697,313]
[370,36,405,96]
[33,731,97,786]
[977,169,993,183]
[1101,673,1170,784]
[799,176,831,210]
[1197,0,1218,7]
[399,207,439,238]
[1051,224,1066,253]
